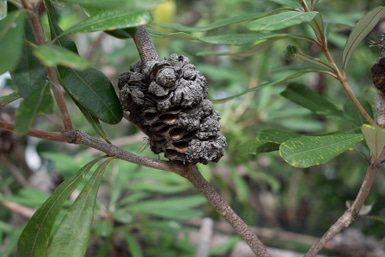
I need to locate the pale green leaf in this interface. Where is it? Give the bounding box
[342,6,385,71]
[280,134,363,168]
[47,159,112,257]
[17,157,104,257]
[52,0,161,9]
[33,44,90,70]
[0,10,26,74]
[361,124,385,160]
[248,11,318,31]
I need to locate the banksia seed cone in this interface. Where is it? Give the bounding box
[119,54,226,164]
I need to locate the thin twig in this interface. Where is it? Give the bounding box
[304,156,380,257]
[184,165,272,257]
[22,1,73,131]
[132,26,160,64]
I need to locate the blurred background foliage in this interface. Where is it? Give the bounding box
[1,0,385,256]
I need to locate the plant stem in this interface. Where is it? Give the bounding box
[183,165,272,257]
[132,26,160,64]
[22,1,73,131]
[304,156,379,257]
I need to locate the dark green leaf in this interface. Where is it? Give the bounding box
[361,124,385,160]
[0,92,20,105]
[342,6,385,71]
[0,10,26,74]
[47,158,112,257]
[52,0,161,9]
[248,11,318,31]
[17,157,103,257]
[343,97,373,126]
[14,83,54,134]
[73,97,111,142]
[58,66,123,124]
[280,83,355,123]
[10,20,46,98]
[33,44,90,70]
[280,133,363,168]
[59,10,151,38]
[45,0,123,124]
[238,129,298,154]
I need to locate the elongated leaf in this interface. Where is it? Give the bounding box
[0,92,20,105]
[58,66,123,124]
[47,159,112,257]
[0,10,26,74]
[154,11,278,32]
[280,83,355,123]
[52,0,161,9]
[45,0,123,124]
[125,234,144,257]
[33,44,90,70]
[125,196,206,220]
[59,10,151,38]
[363,215,385,224]
[280,133,363,168]
[268,0,300,8]
[342,7,385,71]
[17,157,104,257]
[213,70,329,103]
[248,11,318,31]
[14,83,54,134]
[10,21,47,98]
[362,124,385,160]
[238,129,298,154]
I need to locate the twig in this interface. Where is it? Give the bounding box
[132,26,160,64]
[184,165,272,257]
[0,156,30,187]
[22,1,73,131]
[304,156,380,257]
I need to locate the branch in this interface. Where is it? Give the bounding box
[304,156,380,257]
[132,26,160,64]
[22,1,73,131]
[184,165,272,257]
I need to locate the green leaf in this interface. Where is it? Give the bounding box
[10,20,47,98]
[280,133,363,168]
[363,215,385,224]
[280,83,355,123]
[47,158,112,257]
[59,10,151,38]
[125,233,144,257]
[58,66,123,124]
[248,11,318,31]
[17,157,103,257]
[238,129,298,154]
[154,12,274,32]
[33,44,90,70]
[214,70,328,103]
[361,124,385,160]
[14,83,54,134]
[73,97,111,142]
[0,92,20,105]
[342,6,385,71]
[229,168,249,203]
[124,196,206,220]
[343,97,373,126]
[45,0,123,124]
[52,0,161,9]
[0,10,26,74]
